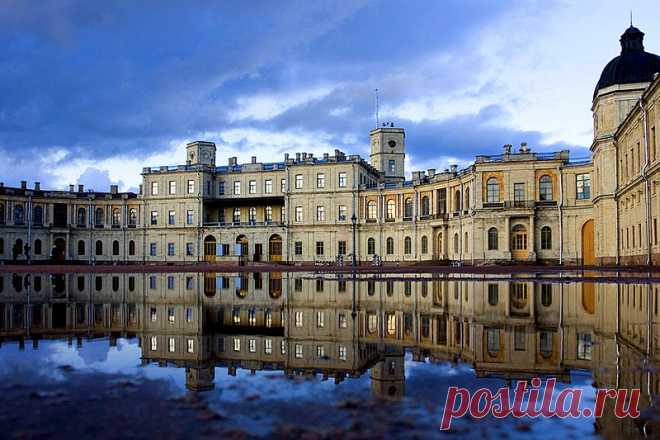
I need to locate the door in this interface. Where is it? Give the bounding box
[581,220,595,266]
[269,234,282,262]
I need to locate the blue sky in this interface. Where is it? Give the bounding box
[1,0,659,192]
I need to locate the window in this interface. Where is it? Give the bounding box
[295,174,303,189]
[576,174,591,200]
[265,206,272,222]
[488,227,498,250]
[486,178,499,203]
[367,201,377,219]
[187,180,195,194]
[77,207,86,226]
[167,276,175,289]
[541,284,552,306]
[150,211,158,225]
[338,240,347,255]
[281,178,286,193]
[316,311,325,328]
[187,339,194,354]
[150,307,158,322]
[186,277,194,290]
[168,210,175,225]
[234,181,241,195]
[295,344,303,359]
[167,243,175,256]
[316,206,325,221]
[295,311,303,327]
[388,159,396,174]
[32,206,43,225]
[317,345,325,358]
[295,206,303,222]
[128,208,137,226]
[421,236,428,254]
[95,240,103,256]
[169,181,176,195]
[150,336,157,351]
[367,237,376,254]
[112,240,119,256]
[150,243,157,257]
[316,241,324,256]
[265,179,272,194]
[512,225,527,250]
[77,240,85,256]
[541,226,552,250]
[218,182,225,195]
[514,327,526,351]
[488,284,498,305]
[294,241,303,255]
[576,333,592,360]
[386,237,394,255]
[487,328,500,355]
[248,207,256,223]
[514,183,525,205]
[128,240,136,256]
[94,207,104,226]
[0,203,4,225]
[453,233,459,253]
[540,331,553,357]
[404,198,413,218]
[386,200,395,219]
[539,175,553,201]
[421,196,430,216]
[149,276,157,289]
[404,237,412,254]
[338,205,347,221]
[232,207,240,224]
[186,210,193,225]
[33,239,41,255]
[338,345,347,361]
[264,338,273,354]
[247,180,256,194]
[338,172,347,188]
[316,173,325,188]
[233,338,241,352]
[151,181,158,195]
[338,313,347,328]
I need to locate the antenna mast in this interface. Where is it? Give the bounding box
[374,88,379,128]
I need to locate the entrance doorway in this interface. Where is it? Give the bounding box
[204,236,216,262]
[581,220,595,266]
[269,234,283,262]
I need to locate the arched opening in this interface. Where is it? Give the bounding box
[268,234,282,262]
[539,175,553,201]
[404,198,413,218]
[95,240,103,256]
[236,235,248,258]
[454,190,461,214]
[511,224,528,260]
[77,240,86,256]
[367,237,376,255]
[204,235,216,262]
[386,199,396,219]
[52,238,66,262]
[464,187,470,211]
[453,233,459,254]
[386,237,394,255]
[128,240,136,256]
[404,236,412,254]
[13,239,23,260]
[34,239,42,256]
[269,272,283,298]
[581,220,595,266]
[421,235,428,254]
[436,232,443,259]
[112,240,120,256]
[541,226,552,250]
[77,207,86,226]
[488,227,498,250]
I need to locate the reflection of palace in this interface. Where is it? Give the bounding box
[1,272,659,429]
[1,26,659,266]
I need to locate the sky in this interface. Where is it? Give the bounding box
[1,0,659,192]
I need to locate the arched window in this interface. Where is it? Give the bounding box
[421,196,430,216]
[95,240,103,256]
[404,198,413,218]
[95,207,104,226]
[486,178,499,203]
[541,284,552,307]
[465,187,470,210]
[488,284,498,306]
[14,204,24,224]
[0,202,5,224]
[112,240,120,256]
[421,236,428,254]
[464,232,469,252]
[367,237,376,255]
[512,225,527,250]
[34,239,42,255]
[112,208,121,226]
[541,226,552,250]
[539,175,553,201]
[454,190,461,213]
[453,233,459,254]
[488,227,498,250]
[33,206,43,225]
[128,208,137,226]
[128,240,136,256]
[77,207,86,226]
[386,199,395,219]
[404,237,412,254]
[386,237,394,255]
[77,240,85,256]
[367,201,377,220]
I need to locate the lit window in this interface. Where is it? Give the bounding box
[187,180,195,194]
[338,313,347,328]
[295,206,303,222]
[338,345,347,361]
[316,206,325,221]
[317,345,325,358]
[338,205,347,221]
[248,339,256,353]
[264,338,272,354]
[150,336,157,351]
[169,181,176,195]
[168,307,175,323]
[168,337,175,353]
[187,339,194,353]
[295,174,303,189]
[233,338,240,352]
[295,343,303,358]
[316,311,325,328]
[295,311,303,327]
[150,307,157,322]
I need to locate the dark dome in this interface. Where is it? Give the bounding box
[594,26,660,97]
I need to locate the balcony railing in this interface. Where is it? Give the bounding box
[483,202,504,208]
[203,221,284,227]
[504,200,535,209]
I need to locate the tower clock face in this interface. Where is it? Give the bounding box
[388,140,397,148]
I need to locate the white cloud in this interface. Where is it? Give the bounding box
[229,85,334,121]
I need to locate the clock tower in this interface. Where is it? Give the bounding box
[186,141,216,167]
[370,125,405,183]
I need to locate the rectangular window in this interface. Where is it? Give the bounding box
[218,182,225,195]
[185,242,193,256]
[151,181,158,195]
[338,172,347,188]
[576,174,591,200]
[150,307,157,322]
[338,345,347,361]
[187,180,195,194]
[281,340,286,355]
[295,206,303,222]
[514,327,526,351]
[265,179,272,194]
[150,243,157,257]
[168,307,175,322]
[248,339,256,353]
[281,179,286,193]
[187,339,194,353]
[264,206,273,222]
[233,338,240,352]
[295,174,303,189]
[294,241,303,255]
[150,336,157,351]
[338,313,347,328]
[168,210,175,225]
[316,241,324,256]
[150,211,158,225]
[317,345,325,358]
[316,311,325,328]
[169,181,176,195]
[294,278,303,291]
[577,333,592,360]
[295,311,303,328]
[232,208,241,224]
[167,243,175,256]
[514,183,525,204]
[186,210,193,225]
[186,276,194,289]
[249,180,256,194]
[388,160,396,174]
[264,338,272,354]
[338,205,347,221]
[338,241,346,255]
[167,276,175,289]
[316,173,325,188]
[149,275,157,289]
[295,344,303,359]
[234,181,241,195]
[316,206,325,221]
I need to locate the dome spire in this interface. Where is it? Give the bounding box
[620,23,644,53]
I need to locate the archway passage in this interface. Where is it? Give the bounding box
[268,234,282,262]
[52,238,66,262]
[581,220,595,266]
[204,235,216,262]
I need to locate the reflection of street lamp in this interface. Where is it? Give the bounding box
[351,214,357,267]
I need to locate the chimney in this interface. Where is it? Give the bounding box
[503,144,512,154]
[427,169,435,177]
[296,152,301,161]
[323,153,329,160]
[110,184,118,194]
[34,182,40,191]
[520,142,530,153]
[284,153,289,161]
[302,152,307,160]
[0,182,4,188]
[251,156,257,164]
[412,171,421,181]
[69,184,74,192]
[228,157,237,166]
[139,184,143,195]
[449,164,458,173]
[20,180,27,189]
[78,184,84,193]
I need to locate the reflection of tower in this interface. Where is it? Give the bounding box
[370,347,405,400]
[185,366,215,391]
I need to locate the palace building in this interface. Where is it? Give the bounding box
[0,25,659,266]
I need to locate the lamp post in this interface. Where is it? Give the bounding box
[351,214,357,268]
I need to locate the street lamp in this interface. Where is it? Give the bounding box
[351,214,357,267]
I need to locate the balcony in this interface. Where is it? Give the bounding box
[536,200,557,207]
[504,200,535,209]
[483,202,504,208]
[203,221,284,228]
